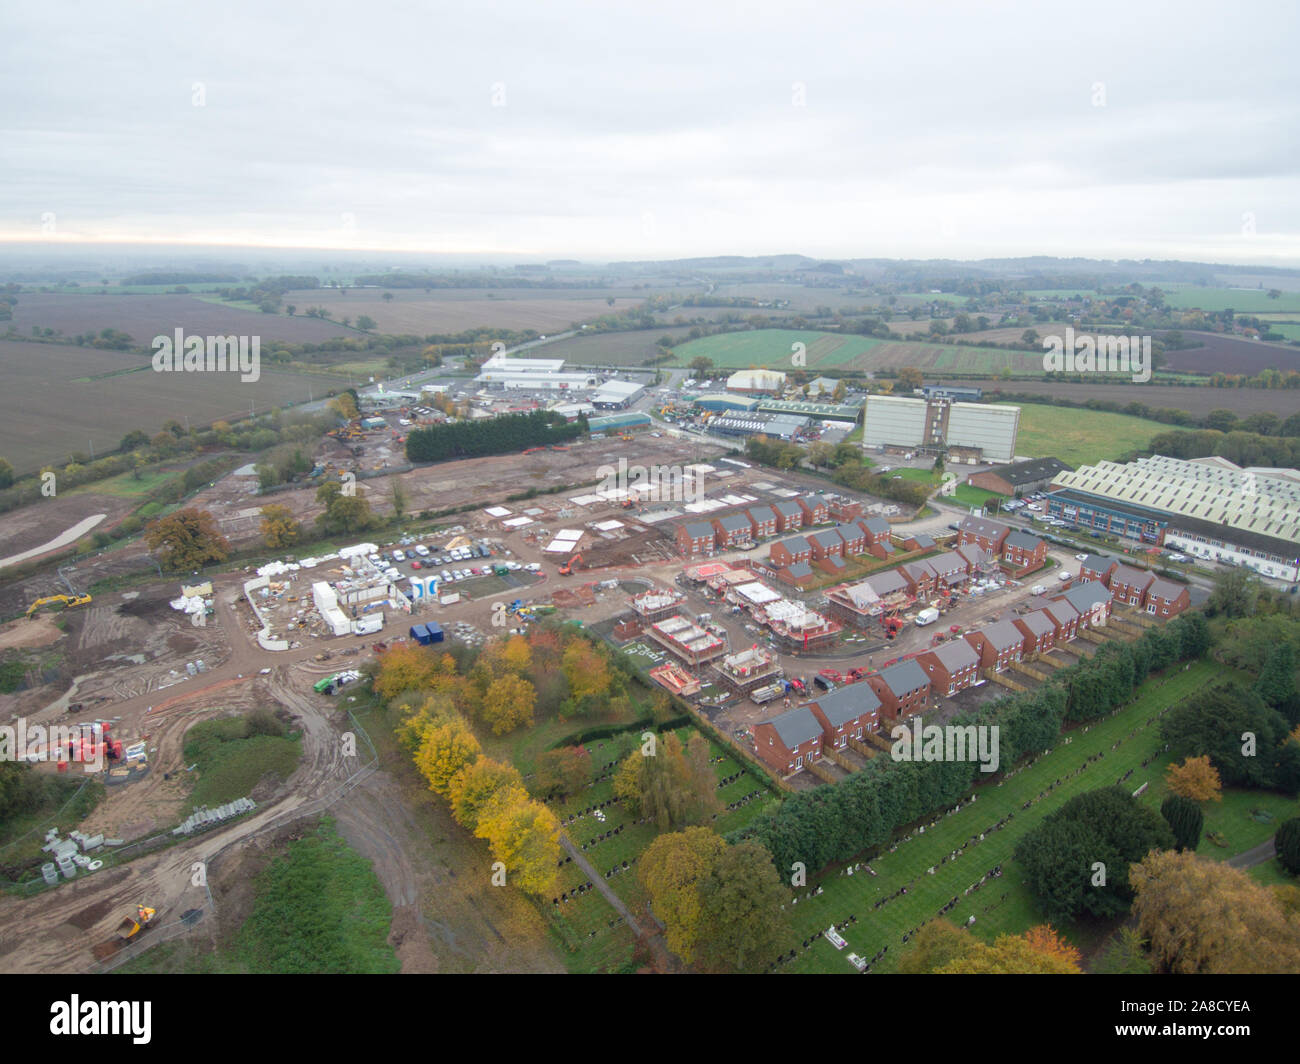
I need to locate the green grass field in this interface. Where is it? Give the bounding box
[776,658,1299,973]
[674,328,1057,376]
[1162,287,1300,313]
[68,468,178,498]
[182,712,302,811]
[1013,402,1167,465]
[673,329,882,369]
[890,466,1003,509]
[118,817,399,974]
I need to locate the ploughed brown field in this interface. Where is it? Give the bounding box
[9,292,354,345]
[279,286,670,336]
[0,341,345,473]
[1159,331,1300,375]
[972,378,1300,419]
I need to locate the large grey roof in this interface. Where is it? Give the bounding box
[1003,530,1043,552]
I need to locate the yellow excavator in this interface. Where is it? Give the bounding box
[93,904,157,960]
[25,594,92,619]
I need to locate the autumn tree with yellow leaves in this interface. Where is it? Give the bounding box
[1165,755,1223,802]
[1130,849,1300,973]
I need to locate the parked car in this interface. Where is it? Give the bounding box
[1075,553,1088,561]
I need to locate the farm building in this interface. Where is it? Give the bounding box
[727,368,787,394]
[968,456,1073,496]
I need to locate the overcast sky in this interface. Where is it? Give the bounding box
[2,0,1298,263]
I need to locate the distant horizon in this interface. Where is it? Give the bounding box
[2,240,1300,276]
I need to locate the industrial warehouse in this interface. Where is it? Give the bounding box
[1045,454,1300,581]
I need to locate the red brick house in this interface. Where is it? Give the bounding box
[808,685,882,748]
[770,535,812,569]
[772,500,805,533]
[828,497,863,522]
[900,532,936,552]
[796,494,831,526]
[900,560,938,595]
[963,621,1026,672]
[1013,609,1057,655]
[926,551,970,589]
[833,522,866,557]
[1001,530,1047,574]
[1108,565,1155,607]
[866,659,930,721]
[752,706,824,775]
[745,505,778,540]
[1041,600,1080,642]
[1056,582,1113,629]
[917,640,982,696]
[777,560,817,588]
[712,512,753,549]
[676,520,717,559]
[1077,554,1119,585]
[808,529,845,561]
[957,515,1011,554]
[1144,577,1190,618]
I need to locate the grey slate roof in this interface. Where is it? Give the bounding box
[869,568,911,596]
[959,515,1011,541]
[1003,530,1043,552]
[778,535,810,554]
[927,639,980,671]
[812,684,882,727]
[1110,564,1154,587]
[784,560,814,579]
[1078,554,1117,572]
[1015,610,1055,637]
[766,706,823,748]
[683,520,716,540]
[978,619,1026,651]
[1059,581,1113,614]
[860,516,891,537]
[1147,578,1188,601]
[877,658,929,697]
[715,513,751,533]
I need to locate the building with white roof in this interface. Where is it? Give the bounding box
[1047,455,1300,581]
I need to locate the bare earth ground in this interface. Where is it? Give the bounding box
[971,378,1300,418]
[0,341,347,474]
[0,579,565,974]
[0,493,134,558]
[8,292,353,345]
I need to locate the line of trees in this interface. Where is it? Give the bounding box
[729,612,1210,877]
[406,410,586,463]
